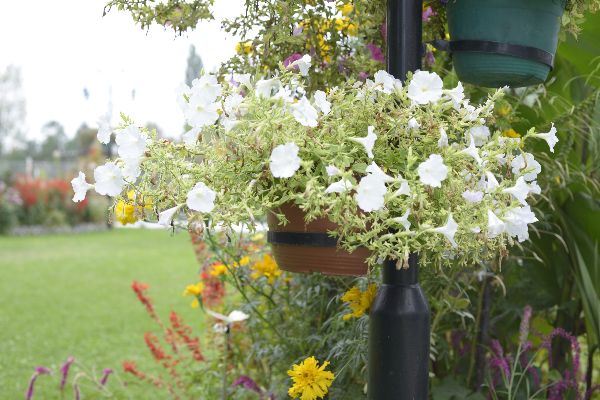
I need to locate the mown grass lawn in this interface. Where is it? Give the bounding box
[0,228,203,398]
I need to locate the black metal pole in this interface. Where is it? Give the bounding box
[368,1,430,398]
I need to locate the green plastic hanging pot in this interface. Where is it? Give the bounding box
[446,0,566,88]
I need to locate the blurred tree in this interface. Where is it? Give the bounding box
[0,65,26,155]
[185,44,203,86]
[38,121,67,160]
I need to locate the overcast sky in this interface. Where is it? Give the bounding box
[0,0,241,141]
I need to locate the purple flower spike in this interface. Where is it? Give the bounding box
[358,71,369,81]
[293,25,303,36]
[424,51,435,66]
[232,375,261,393]
[519,306,533,346]
[366,43,385,63]
[422,6,435,22]
[100,368,113,386]
[59,356,75,391]
[26,367,51,400]
[283,53,303,69]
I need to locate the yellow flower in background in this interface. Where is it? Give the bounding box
[334,17,357,36]
[339,2,354,16]
[232,256,251,268]
[115,190,152,225]
[209,263,228,277]
[341,283,377,320]
[183,282,204,308]
[251,254,282,284]
[287,356,335,400]
[235,41,253,55]
[497,104,512,117]
[183,282,204,297]
[503,128,521,138]
[115,200,137,225]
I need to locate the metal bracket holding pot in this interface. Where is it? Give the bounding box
[427,39,555,69]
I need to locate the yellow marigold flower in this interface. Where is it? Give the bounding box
[341,284,377,320]
[209,263,228,277]
[250,254,282,284]
[115,200,137,225]
[503,128,521,138]
[339,3,354,16]
[183,282,204,297]
[235,41,253,55]
[287,356,335,400]
[334,17,357,36]
[232,256,250,268]
[190,298,200,308]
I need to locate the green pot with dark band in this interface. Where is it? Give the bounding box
[446,0,566,88]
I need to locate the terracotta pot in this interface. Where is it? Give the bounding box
[267,203,369,276]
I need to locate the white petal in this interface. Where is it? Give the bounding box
[326,165,341,176]
[366,162,394,182]
[158,205,182,227]
[487,210,505,238]
[355,174,387,212]
[418,154,449,188]
[186,182,216,212]
[351,126,377,159]
[71,172,93,202]
[325,178,353,193]
[433,214,458,248]
[269,143,301,178]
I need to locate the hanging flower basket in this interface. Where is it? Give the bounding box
[446,0,566,88]
[267,203,369,276]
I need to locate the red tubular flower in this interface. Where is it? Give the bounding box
[131,281,158,321]
[169,311,204,361]
[144,332,169,361]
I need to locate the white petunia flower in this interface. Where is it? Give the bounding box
[221,117,239,132]
[438,127,449,148]
[502,176,531,205]
[94,162,125,197]
[182,127,201,148]
[471,226,482,234]
[528,181,541,195]
[122,158,141,181]
[432,213,459,248]
[365,161,395,183]
[374,70,402,94]
[224,93,244,116]
[186,182,216,212]
[462,190,484,203]
[351,126,377,159]
[269,143,301,178]
[255,78,281,98]
[511,153,541,182]
[484,171,500,192]
[158,205,183,227]
[459,135,482,165]
[407,70,444,105]
[290,96,319,127]
[467,125,491,147]
[273,86,294,103]
[71,172,93,202]
[408,118,420,130]
[97,116,111,144]
[444,82,465,109]
[534,123,558,153]
[355,173,387,212]
[189,74,222,105]
[391,209,411,231]
[313,90,331,115]
[418,154,448,188]
[116,125,147,159]
[486,210,505,238]
[326,165,341,177]
[205,308,249,324]
[504,206,538,242]
[233,73,251,88]
[393,178,411,197]
[289,54,312,76]
[325,178,353,193]
[185,100,220,128]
